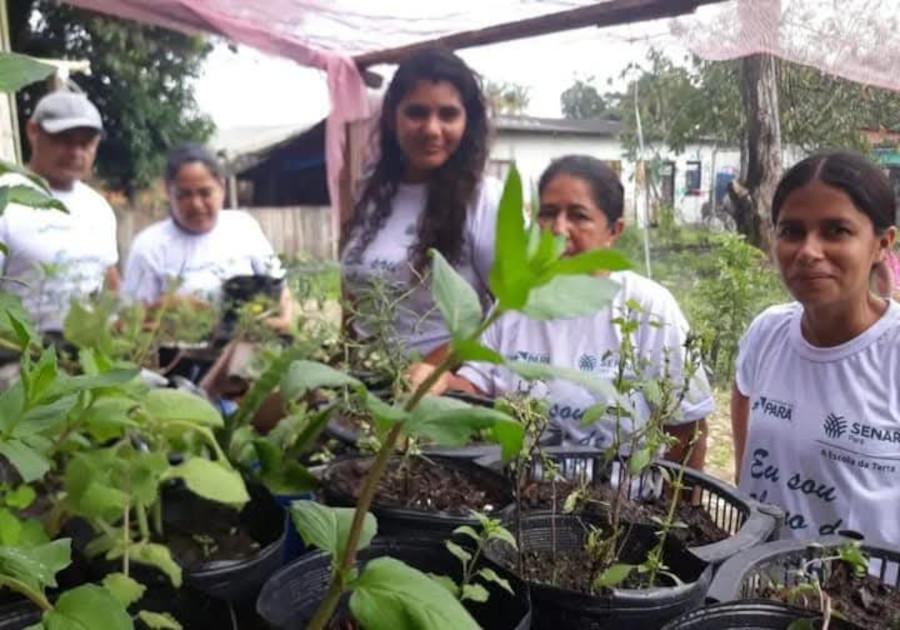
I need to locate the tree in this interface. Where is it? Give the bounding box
[484,80,530,116]
[560,78,613,119]
[9,1,215,195]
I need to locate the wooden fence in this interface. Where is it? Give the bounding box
[115,205,337,264]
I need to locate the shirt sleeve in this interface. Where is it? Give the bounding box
[641,289,715,424]
[734,314,763,397]
[122,238,162,304]
[99,200,119,267]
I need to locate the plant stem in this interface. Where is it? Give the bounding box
[137,503,150,541]
[123,504,131,577]
[0,576,52,611]
[152,499,163,539]
[309,327,491,628]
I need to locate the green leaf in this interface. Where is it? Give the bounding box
[363,393,410,429]
[452,339,505,364]
[280,360,362,401]
[5,484,36,509]
[0,53,56,93]
[64,452,130,521]
[528,227,565,274]
[406,396,524,459]
[41,584,133,630]
[109,543,181,588]
[136,611,182,630]
[451,525,480,544]
[142,389,223,428]
[102,572,146,607]
[350,557,479,630]
[0,439,51,482]
[0,539,70,594]
[477,567,514,595]
[427,573,460,597]
[642,379,663,408]
[163,458,249,508]
[444,540,472,565]
[46,369,139,400]
[487,527,518,550]
[430,249,484,339]
[594,563,636,589]
[509,361,618,401]
[82,397,139,442]
[460,583,490,603]
[628,448,652,475]
[0,508,22,546]
[489,166,534,310]
[545,248,631,277]
[290,500,376,560]
[580,403,607,427]
[3,185,68,213]
[253,440,319,495]
[521,275,619,320]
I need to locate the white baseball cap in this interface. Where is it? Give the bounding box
[31,91,103,134]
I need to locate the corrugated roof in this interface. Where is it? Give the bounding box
[493,115,623,136]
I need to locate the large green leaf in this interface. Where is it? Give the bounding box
[350,557,479,630]
[252,440,319,495]
[107,542,182,588]
[0,53,56,93]
[2,185,68,213]
[46,369,140,400]
[280,360,361,401]
[81,397,140,442]
[41,584,133,630]
[509,360,618,401]
[430,249,483,339]
[521,275,619,320]
[546,248,631,277]
[452,339,504,364]
[0,539,70,595]
[142,389,222,428]
[488,166,533,309]
[102,572,146,607]
[64,451,130,521]
[406,396,524,458]
[136,611,181,630]
[0,439,51,482]
[163,458,249,508]
[290,500,376,560]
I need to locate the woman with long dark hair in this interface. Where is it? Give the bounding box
[341,47,499,362]
[732,151,900,543]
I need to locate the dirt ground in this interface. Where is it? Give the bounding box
[705,388,736,484]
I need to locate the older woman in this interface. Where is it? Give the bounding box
[123,143,291,330]
[411,155,714,468]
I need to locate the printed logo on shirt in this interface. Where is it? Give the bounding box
[511,350,550,365]
[578,353,598,372]
[751,395,794,422]
[822,413,848,439]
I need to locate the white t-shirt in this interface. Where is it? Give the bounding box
[736,301,900,544]
[122,211,283,304]
[459,270,715,447]
[341,177,500,358]
[0,175,118,332]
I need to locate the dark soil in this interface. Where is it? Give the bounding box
[519,479,728,547]
[163,525,260,569]
[770,562,900,630]
[329,457,509,516]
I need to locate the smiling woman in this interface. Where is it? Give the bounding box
[341,47,500,364]
[731,151,900,546]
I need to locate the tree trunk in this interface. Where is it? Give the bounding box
[733,53,782,253]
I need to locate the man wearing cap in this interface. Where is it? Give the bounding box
[0,91,119,333]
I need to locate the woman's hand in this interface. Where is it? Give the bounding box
[406,362,453,395]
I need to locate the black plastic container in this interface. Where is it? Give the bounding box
[478,446,782,567]
[484,513,711,630]
[219,274,284,339]
[0,601,40,630]
[661,600,844,629]
[707,535,900,603]
[322,455,514,539]
[256,538,531,629]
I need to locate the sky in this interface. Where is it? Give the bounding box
[193,17,690,132]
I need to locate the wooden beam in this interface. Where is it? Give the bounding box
[354,0,725,69]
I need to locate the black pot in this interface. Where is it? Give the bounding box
[485,513,712,630]
[478,446,782,567]
[219,274,284,339]
[661,600,846,629]
[163,480,286,602]
[256,538,531,629]
[322,455,514,539]
[707,535,900,604]
[0,601,40,630]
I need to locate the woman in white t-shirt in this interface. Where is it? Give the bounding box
[732,151,900,544]
[341,48,500,363]
[123,144,292,330]
[410,155,714,468]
